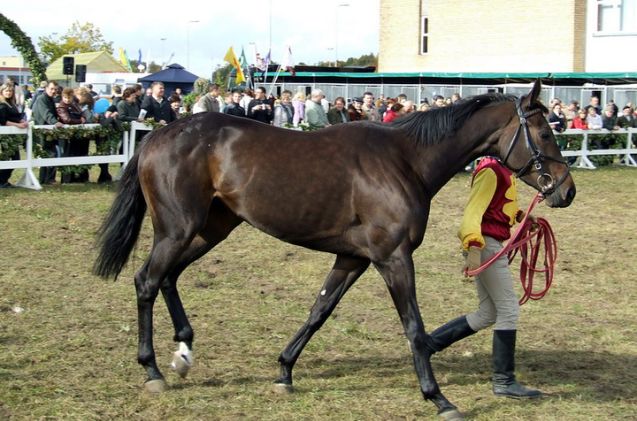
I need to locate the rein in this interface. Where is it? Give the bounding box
[501,98,570,197]
[465,193,557,305]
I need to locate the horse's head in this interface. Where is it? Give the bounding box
[499,80,576,208]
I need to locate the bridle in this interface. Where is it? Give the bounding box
[501,97,570,196]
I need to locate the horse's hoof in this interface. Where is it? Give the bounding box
[144,379,168,393]
[170,342,193,379]
[438,408,464,420]
[272,382,294,394]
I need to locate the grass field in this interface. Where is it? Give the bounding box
[0,166,636,420]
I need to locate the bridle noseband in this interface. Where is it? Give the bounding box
[501,98,570,196]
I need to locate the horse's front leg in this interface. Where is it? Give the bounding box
[374,248,463,420]
[161,276,194,379]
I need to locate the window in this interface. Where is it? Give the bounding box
[420,16,429,54]
[597,0,637,32]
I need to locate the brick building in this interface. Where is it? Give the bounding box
[378,0,636,73]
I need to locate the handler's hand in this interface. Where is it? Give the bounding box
[463,246,482,277]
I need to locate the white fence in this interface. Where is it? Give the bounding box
[1,124,636,190]
[559,128,637,169]
[0,122,153,190]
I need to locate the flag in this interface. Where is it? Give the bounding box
[281,46,296,76]
[224,46,246,84]
[239,47,248,69]
[263,49,271,72]
[137,49,142,64]
[119,48,132,72]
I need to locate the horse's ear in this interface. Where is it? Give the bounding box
[521,79,542,109]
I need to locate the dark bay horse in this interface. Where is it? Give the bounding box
[94,80,575,419]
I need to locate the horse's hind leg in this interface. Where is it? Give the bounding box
[161,201,242,379]
[275,255,370,392]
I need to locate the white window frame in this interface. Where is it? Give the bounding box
[420,16,429,55]
[595,0,637,36]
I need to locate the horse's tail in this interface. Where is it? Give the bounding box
[93,152,147,279]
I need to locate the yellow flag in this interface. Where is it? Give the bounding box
[224,46,245,84]
[119,48,132,72]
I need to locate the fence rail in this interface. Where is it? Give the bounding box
[1,124,636,190]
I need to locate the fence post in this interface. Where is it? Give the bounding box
[620,128,636,167]
[574,131,596,169]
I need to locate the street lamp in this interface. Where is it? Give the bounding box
[186,20,200,70]
[160,38,167,68]
[335,3,350,68]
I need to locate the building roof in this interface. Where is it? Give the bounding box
[137,63,200,84]
[46,51,128,81]
[0,56,27,69]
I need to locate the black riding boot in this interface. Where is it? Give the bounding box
[492,330,542,399]
[429,315,476,353]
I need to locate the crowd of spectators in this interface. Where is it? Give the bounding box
[2,76,637,188]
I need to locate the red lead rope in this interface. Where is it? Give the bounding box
[465,193,558,305]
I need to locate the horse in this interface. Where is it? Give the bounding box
[93,80,575,419]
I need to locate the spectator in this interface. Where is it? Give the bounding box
[402,100,415,114]
[382,102,404,123]
[273,90,295,127]
[547,103,566,133]
[169,94,182,119]
[606,100,618,117]
[601,107,619,131]
[451,93,461,103]
[55,87,85,125]
[174,87,184,101]
[31,80,47,104]
[240,88,254,116]
[223,89,246,118]
[327,96,349,125]
[361,91,380,122]
[0,82,29,188]
[432,95,445,108]
[564,100,579,127]
[134,84,144,108]
[111,85,123,107]
[305,89,330,128]
[419,102,431,112]
[617,106,637,128]
[347,97,365,121]
[31,81,64,184]
[86,84,99,100]
[116,87,141,122]
[585,96,602,116]
[586,106,602,129]
[247,86,273,124]
[571,109,588,129]
[22,84,32,102]
[195,83,223,113]
[141,82,175,125]
[397,93,408,104]
[75,87,96,123]
[292,91,306,127]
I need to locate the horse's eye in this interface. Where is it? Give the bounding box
[540,131,551,141]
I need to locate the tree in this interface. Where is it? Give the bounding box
[317,53,378,68]
[0,13,47,83]
[38,21,114,64]
[129,59,162,73]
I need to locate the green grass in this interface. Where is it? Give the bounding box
[0,165,636,420]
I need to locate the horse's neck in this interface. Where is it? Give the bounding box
[418,104,513,196]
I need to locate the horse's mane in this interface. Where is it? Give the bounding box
[390,93,518,147]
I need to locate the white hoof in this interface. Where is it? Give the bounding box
[439,408,464,420]
[272,382,294,394]
[170,342,193,379]
[144,379,168,393]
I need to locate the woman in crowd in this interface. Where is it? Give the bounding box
[327,96,350,125]
[240,88,254,116]
[0,82,28,188]
[273,90,295,127]
[586,106,602,130]
[56,88,85,125]
[571,109,588,129]
[292,91,306,127]
[347,97,366,121]
[116,87,141,122]
[383,102,404,123]
[169,94,182,119]
[547,103,566,133]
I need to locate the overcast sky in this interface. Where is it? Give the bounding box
[1,0,380,78]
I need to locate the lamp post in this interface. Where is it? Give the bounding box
[335,3,350,68]
[186,20,200,70]
[160,38,167,68]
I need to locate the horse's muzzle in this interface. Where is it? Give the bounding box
[545,183,576,208]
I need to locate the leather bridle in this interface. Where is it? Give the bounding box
[501,98,570,196]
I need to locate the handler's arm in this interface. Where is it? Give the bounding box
[458,168,497,250]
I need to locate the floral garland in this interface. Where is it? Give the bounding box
[0,13,47,84]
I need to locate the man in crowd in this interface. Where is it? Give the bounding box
[224,89,247,118]
[305,89,330,128]
[195,83,223,113]
[247,87,273,124]
[617,106,637,128]
[31,81,64,184]
[141,82,175,125]
[361,91,380,122]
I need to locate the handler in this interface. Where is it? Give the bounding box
[427,156,542,399]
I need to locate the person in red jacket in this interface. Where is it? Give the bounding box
[427,156,542,399]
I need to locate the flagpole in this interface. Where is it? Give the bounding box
[268,65,282,97]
